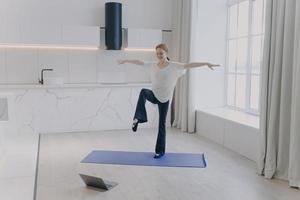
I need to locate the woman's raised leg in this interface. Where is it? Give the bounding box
[132,88,159,131]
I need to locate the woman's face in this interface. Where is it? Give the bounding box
[156,48,167,61]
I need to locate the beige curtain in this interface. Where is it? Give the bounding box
[258,0,300,189]
[171,0,198,133]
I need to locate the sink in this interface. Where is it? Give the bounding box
[43,77,64,85]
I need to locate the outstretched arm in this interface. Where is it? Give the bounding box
[184,62,220,70]
[117,59,146,66]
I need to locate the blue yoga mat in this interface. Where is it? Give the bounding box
[81,150,207,168]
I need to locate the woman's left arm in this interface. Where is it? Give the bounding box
[184,62,220,70]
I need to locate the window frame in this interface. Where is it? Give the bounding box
[225,0,265,116]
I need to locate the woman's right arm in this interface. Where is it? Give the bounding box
[117,59,146,66]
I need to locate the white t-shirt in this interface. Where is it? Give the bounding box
[144,61,186,103]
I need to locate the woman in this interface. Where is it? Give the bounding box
[118,43,219,158]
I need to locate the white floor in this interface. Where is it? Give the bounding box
[36,128,300,200]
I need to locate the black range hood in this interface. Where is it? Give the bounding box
[105,2,122,50]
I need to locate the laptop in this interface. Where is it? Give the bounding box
[79,174,118,190]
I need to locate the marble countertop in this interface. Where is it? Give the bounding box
[0,82,152,90]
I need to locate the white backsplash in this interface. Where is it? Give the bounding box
[0,49,155,84]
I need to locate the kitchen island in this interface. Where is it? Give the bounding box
[0,82,169,200]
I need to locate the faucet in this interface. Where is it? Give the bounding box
[39,68,54,84]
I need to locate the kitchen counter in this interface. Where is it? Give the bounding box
[0,82,165,200]
[0,82,152,90]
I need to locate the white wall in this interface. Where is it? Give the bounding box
[0,0,175,84]
[193,0,228,109]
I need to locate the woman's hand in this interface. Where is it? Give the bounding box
[117,59,126,65]
[117,59,145,66]
[207,63,220,70]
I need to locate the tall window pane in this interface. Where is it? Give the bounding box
[250,75,260,110]
[251,35,263,74]
[236,74,246,109]
[226,0,266,114]
[227,74,236,106]
[237,38,248,73]
[229,4,238,37]
[237,1,249,36]
[228,40,237,73]
[252,0,264,34]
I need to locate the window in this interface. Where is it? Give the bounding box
[225,0,266,114]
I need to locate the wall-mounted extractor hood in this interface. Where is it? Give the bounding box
[105,2,122,50]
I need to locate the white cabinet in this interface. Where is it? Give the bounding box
[126,28,162,49]
[98,71,127,84]
[0,24,22,44]
[20,25,61,45]
[0,24,100,48]
[0,97,8,121]
[62,26,100,46]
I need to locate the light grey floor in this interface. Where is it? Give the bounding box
[36,128,300,200]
